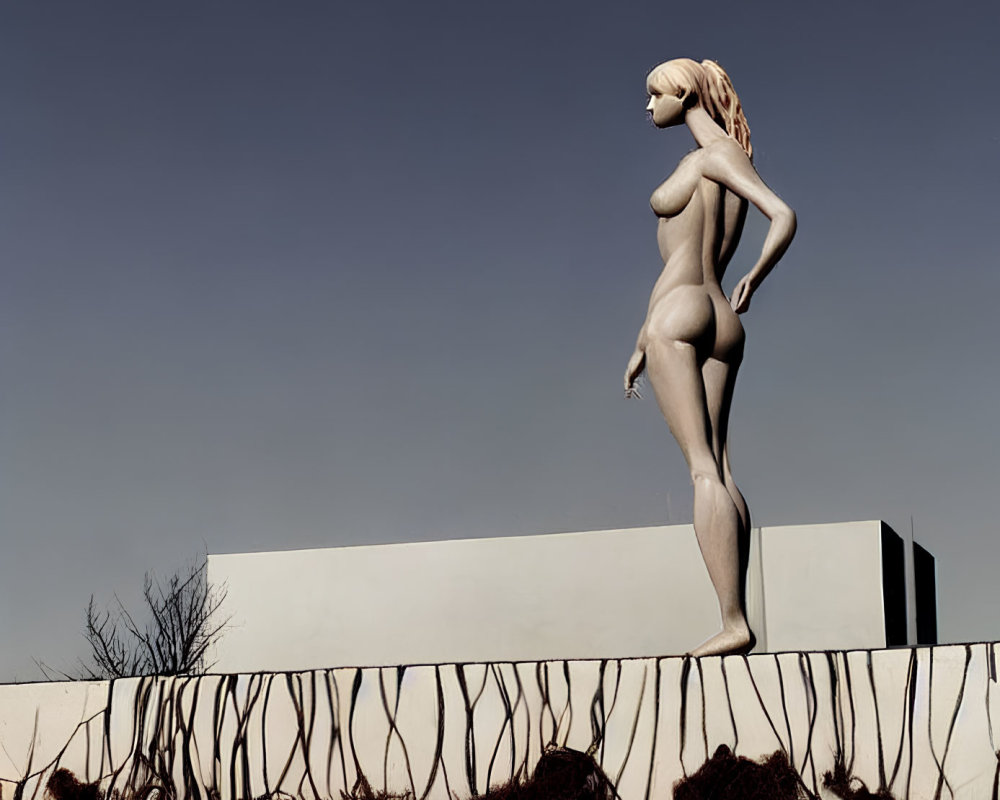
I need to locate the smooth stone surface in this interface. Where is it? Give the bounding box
[207,520,919,673]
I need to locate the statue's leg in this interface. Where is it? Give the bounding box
[703,357,752,631]
[645,341,751,657]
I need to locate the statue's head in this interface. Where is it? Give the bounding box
[646,58,752,160]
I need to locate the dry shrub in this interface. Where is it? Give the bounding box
[45,769,101,800]
[673,745,810,800]
[481,746,614,800]
[340,774,413,800]
[48,743,898,800]
[823,762,897,800]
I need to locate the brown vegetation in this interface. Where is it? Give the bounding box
[673,745,810,800]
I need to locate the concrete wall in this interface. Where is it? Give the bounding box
[757,520,895,652]
[0,644,993,800]
[208,521,914,673]
[0,679,108,794]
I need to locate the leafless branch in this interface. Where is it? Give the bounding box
[65,558,229,679]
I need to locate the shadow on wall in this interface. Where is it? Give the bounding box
[46,747,895,800]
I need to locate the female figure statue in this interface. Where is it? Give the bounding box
[624,59,796,657]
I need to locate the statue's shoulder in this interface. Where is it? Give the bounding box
[702,137,746,158]
[699,139,756,186]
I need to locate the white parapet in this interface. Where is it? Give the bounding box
[0,644,993,800]
[207,520,915,673]
[0,680,108,790]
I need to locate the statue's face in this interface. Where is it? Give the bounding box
[646,70,686,129]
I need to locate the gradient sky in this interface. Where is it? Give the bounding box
[1,1,997,681]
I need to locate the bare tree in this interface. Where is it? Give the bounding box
[75,559,228,679]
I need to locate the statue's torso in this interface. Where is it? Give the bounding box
[644,147,748,360]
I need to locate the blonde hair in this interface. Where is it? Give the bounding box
[648,58,752,160]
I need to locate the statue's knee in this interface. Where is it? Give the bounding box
[691,467,723,487]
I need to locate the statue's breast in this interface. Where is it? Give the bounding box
[650,151,703,218]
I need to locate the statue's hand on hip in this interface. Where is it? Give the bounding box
[730,274,756,314]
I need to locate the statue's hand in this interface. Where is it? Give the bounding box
[624,348,646,399]
[730,274,756,314]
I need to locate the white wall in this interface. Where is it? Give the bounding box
[208,521,900,673]
[759,520,892,652]
[0,680,108,798]
[209,525,719,672]
[0,644,993,800]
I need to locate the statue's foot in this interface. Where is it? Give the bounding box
[688,625,754,658]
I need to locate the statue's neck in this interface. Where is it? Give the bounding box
[685,106,730,149]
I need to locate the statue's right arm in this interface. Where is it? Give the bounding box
[703,143,796,313]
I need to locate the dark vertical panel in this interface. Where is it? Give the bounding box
[880,524,908,646]
[913,543,938,645]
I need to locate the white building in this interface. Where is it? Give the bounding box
[206,520,935,674]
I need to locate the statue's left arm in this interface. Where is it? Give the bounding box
[703,142,797,313]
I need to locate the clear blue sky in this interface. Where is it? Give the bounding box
[1,0,997,680]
